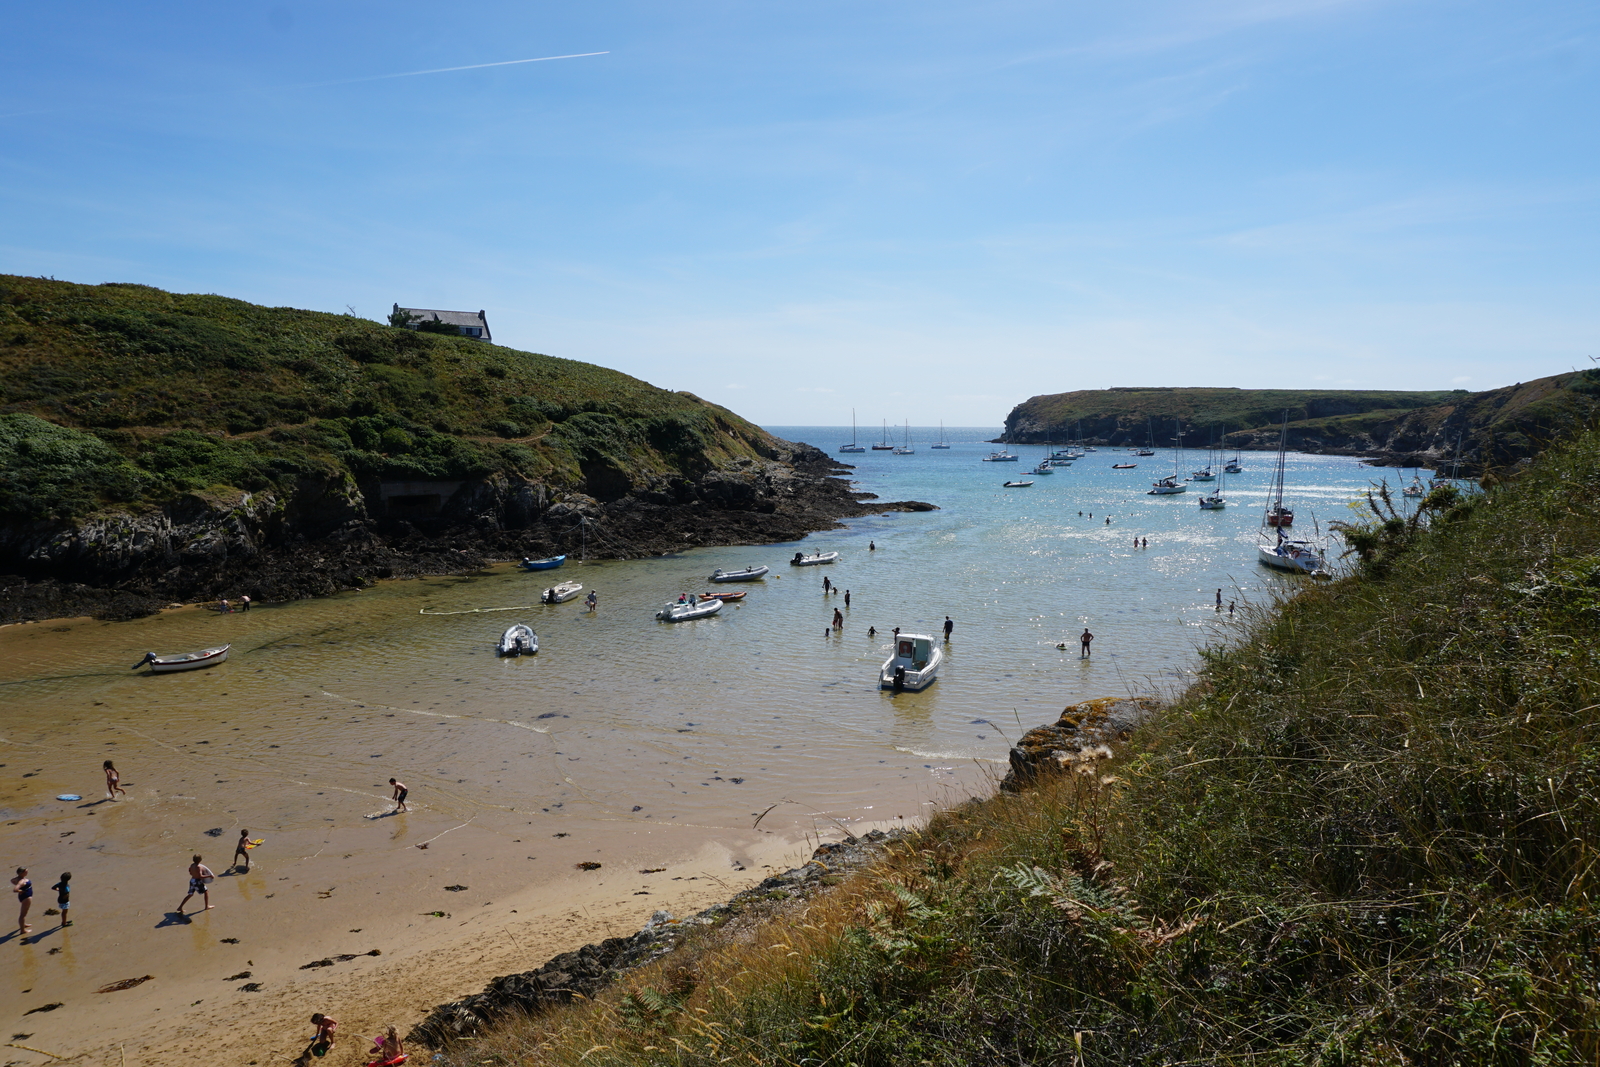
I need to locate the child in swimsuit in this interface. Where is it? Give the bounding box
[51,872,70,926]
[104,760,126,801]
[369,1025,405,1065]
[11,867,31,935]
[389,779,408,813]
[234,829,252,872]
[177,855,214,914]
[308,1013,338,1056]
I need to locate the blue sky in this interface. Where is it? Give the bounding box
[2,1,1595,424]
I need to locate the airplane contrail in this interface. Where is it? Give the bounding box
[0,52,609,121]
[313,52,610,88]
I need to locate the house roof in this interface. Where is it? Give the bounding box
[393,304,491,341]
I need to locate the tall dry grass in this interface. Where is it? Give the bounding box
[440,430,1600,1066]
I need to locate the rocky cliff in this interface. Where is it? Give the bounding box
[0,276,932,622]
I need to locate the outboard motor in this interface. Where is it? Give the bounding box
[893,666,906,692]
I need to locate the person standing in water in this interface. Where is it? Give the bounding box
[104,760,126,801]
[943,616,954,640]
[233,830,253,873]
[11,867,32,936]
[869,541,876,551]
[50,872,70,927]
[823,576,831,594]
[177,855,214,914]
[1080,628,1094,657]
[844,589,851,608]
[832,608,844,629]
[585,590,598,613]
[389,778,409,813]
[1215,588,1222,608]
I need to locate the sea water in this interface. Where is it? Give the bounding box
[0,430,1398,842]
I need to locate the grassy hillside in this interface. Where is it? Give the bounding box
[1005,386,1465,444]
[0,275,774,520]
[437,428,1600,1065]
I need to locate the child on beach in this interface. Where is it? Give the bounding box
[389,778,409,813]
[11,867,31,935]
[104,760,125,801]
[51,872,70,926]
[369,1025,404,1065]
[177,855,215,914]
[308,1013,338,1057]
[234,830,253,872]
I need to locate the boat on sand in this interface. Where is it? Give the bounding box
[133,646,230,673]
[879,633,943,692]
[497,624,538,656]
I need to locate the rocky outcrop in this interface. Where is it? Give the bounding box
[0,443,936,623]
[1001,697,1161,793]
[406,829,908,1049]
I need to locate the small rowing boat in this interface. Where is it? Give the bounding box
[497,624,538,656]
[699,590,746,602]
[709,565,769,582]
[133,646,230,673]
[656,597,724,621]
[541,581,583,604]
[519,555,566,571]
[790,551,839,566]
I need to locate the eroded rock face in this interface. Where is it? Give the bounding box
[1001,697,1162,793]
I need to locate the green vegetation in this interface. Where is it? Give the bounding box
[0,275,773,520]
[442,427,1600,1065]
[1007,386,1464,441]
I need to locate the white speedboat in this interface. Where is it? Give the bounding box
[134,645,230,673]
[1258,538,1329,576]
[1148,476,1186,495]
[790,551,839,566]
[541,581,583,604]
[656,597,724,622]
[497,624,538,656]
[982,451,1019,462]
[880,633,943,691]
[710,565,769,582]
[1003,480,1034,487]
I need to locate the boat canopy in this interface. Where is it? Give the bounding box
[894,634,935,668]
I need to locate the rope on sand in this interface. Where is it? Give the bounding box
[5,1043,67,1060]
[418,605,534,616]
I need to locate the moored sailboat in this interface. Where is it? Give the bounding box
[839,409,866,453]
[931,421,951,449]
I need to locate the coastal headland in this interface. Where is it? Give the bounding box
[0,276,932,624]
[1002,375,1600,474]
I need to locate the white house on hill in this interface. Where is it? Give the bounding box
[392,304,492,342]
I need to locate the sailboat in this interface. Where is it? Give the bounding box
[1263,412,1294,527]
[931,421,951,449]
[893,420,915,454]
[871,420,894,450]
[1134,418,1156,457]
[1403,471,1425,498]
[1198,446,1227,508]
[839,409,866,453]
[1189,427,1216,481]
[1147,420,1186,494]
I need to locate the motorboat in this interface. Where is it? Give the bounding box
[839,409,866,453]
[709,565,769,582]
[656,597,724,622]
[1148,476,1186,495]
[1266,504,1295,526]
[497,624,538,656]
[134,646,230,673]
[1029,463,1053,475]
[1403,473,1425,498]
[983,450,1020,462]
[879,633,943,692]
[1111,463,1137,469]
[1258,538,1329,577]
[541,581,583,604]
[790,551,840,566]
[1003,480,1034,487]
[699,590,746,602]
[519,555,566,571]
[1134,449,1156,457]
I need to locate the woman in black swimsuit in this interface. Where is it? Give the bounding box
[11,866,31,935]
